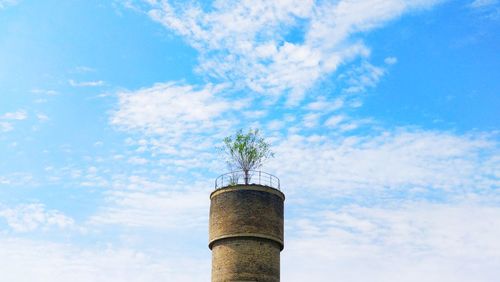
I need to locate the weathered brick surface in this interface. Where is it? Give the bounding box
[211,237,280,282]
[209,185,285,282]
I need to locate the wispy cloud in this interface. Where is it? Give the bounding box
[1,110,27,120]
[139,0,443,104]
[0,237,208,282]
[110,82,248,168]
[339,61,386,94]
[0,203,74,232]
[0,0,18,9]
[269,129,499,196]
[73,66,96,73]
[470,0,498,8]
[89,176,208,230]
[0,121,13,132]
[284,200,500,282]
[31,88,58,96]
[384,56,398,65]
[305,96,344,112]
[127,156,148,165]
[469,0,500,19]
[36,113,49,122]
[69,79,105,87]
[0,110,28,132]
[324,114,346,127]
[0,173,34,186]
[111,82,236,135]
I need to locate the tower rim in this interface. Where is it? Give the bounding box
[210,184,285,201]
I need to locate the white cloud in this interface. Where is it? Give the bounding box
[340,61,386,94]
[74,66,96,73]
[302,113,320,128]
[268,129,499,195]
[110,82,246,168]
[384,56,398,65]
[267,120,285,131]
[0,121,13,132]
[305,96,344,112]
[36,113,49,121]
[1,110,27,120]
[90,176,208,230]
[127,156,149,165]
[0,110,28,132]
[0,173,35,186]
[469,0,499,18]
[69,79,105,87]
[111,82,236,136]
[0,176,9,184]
[470,0,498,8]
[324,114,345,127]
[0,203,74,232]
[0,0,18,9]
[141,0,443,104]
[283,200,500,282]
[0,237,208,282]
[31,88,58,96]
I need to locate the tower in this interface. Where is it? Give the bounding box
[209,171,285,282]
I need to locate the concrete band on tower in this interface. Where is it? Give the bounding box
[209,184,285,282]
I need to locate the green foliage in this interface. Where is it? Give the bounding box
[220,129,274,184]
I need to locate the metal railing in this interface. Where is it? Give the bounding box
[215,170,280,190]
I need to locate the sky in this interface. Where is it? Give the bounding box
[0,0,499,281]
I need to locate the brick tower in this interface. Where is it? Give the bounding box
[209,172,285,282]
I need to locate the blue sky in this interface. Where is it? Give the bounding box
[0,0,499,281]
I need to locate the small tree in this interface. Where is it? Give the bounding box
[221,129,274,185]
